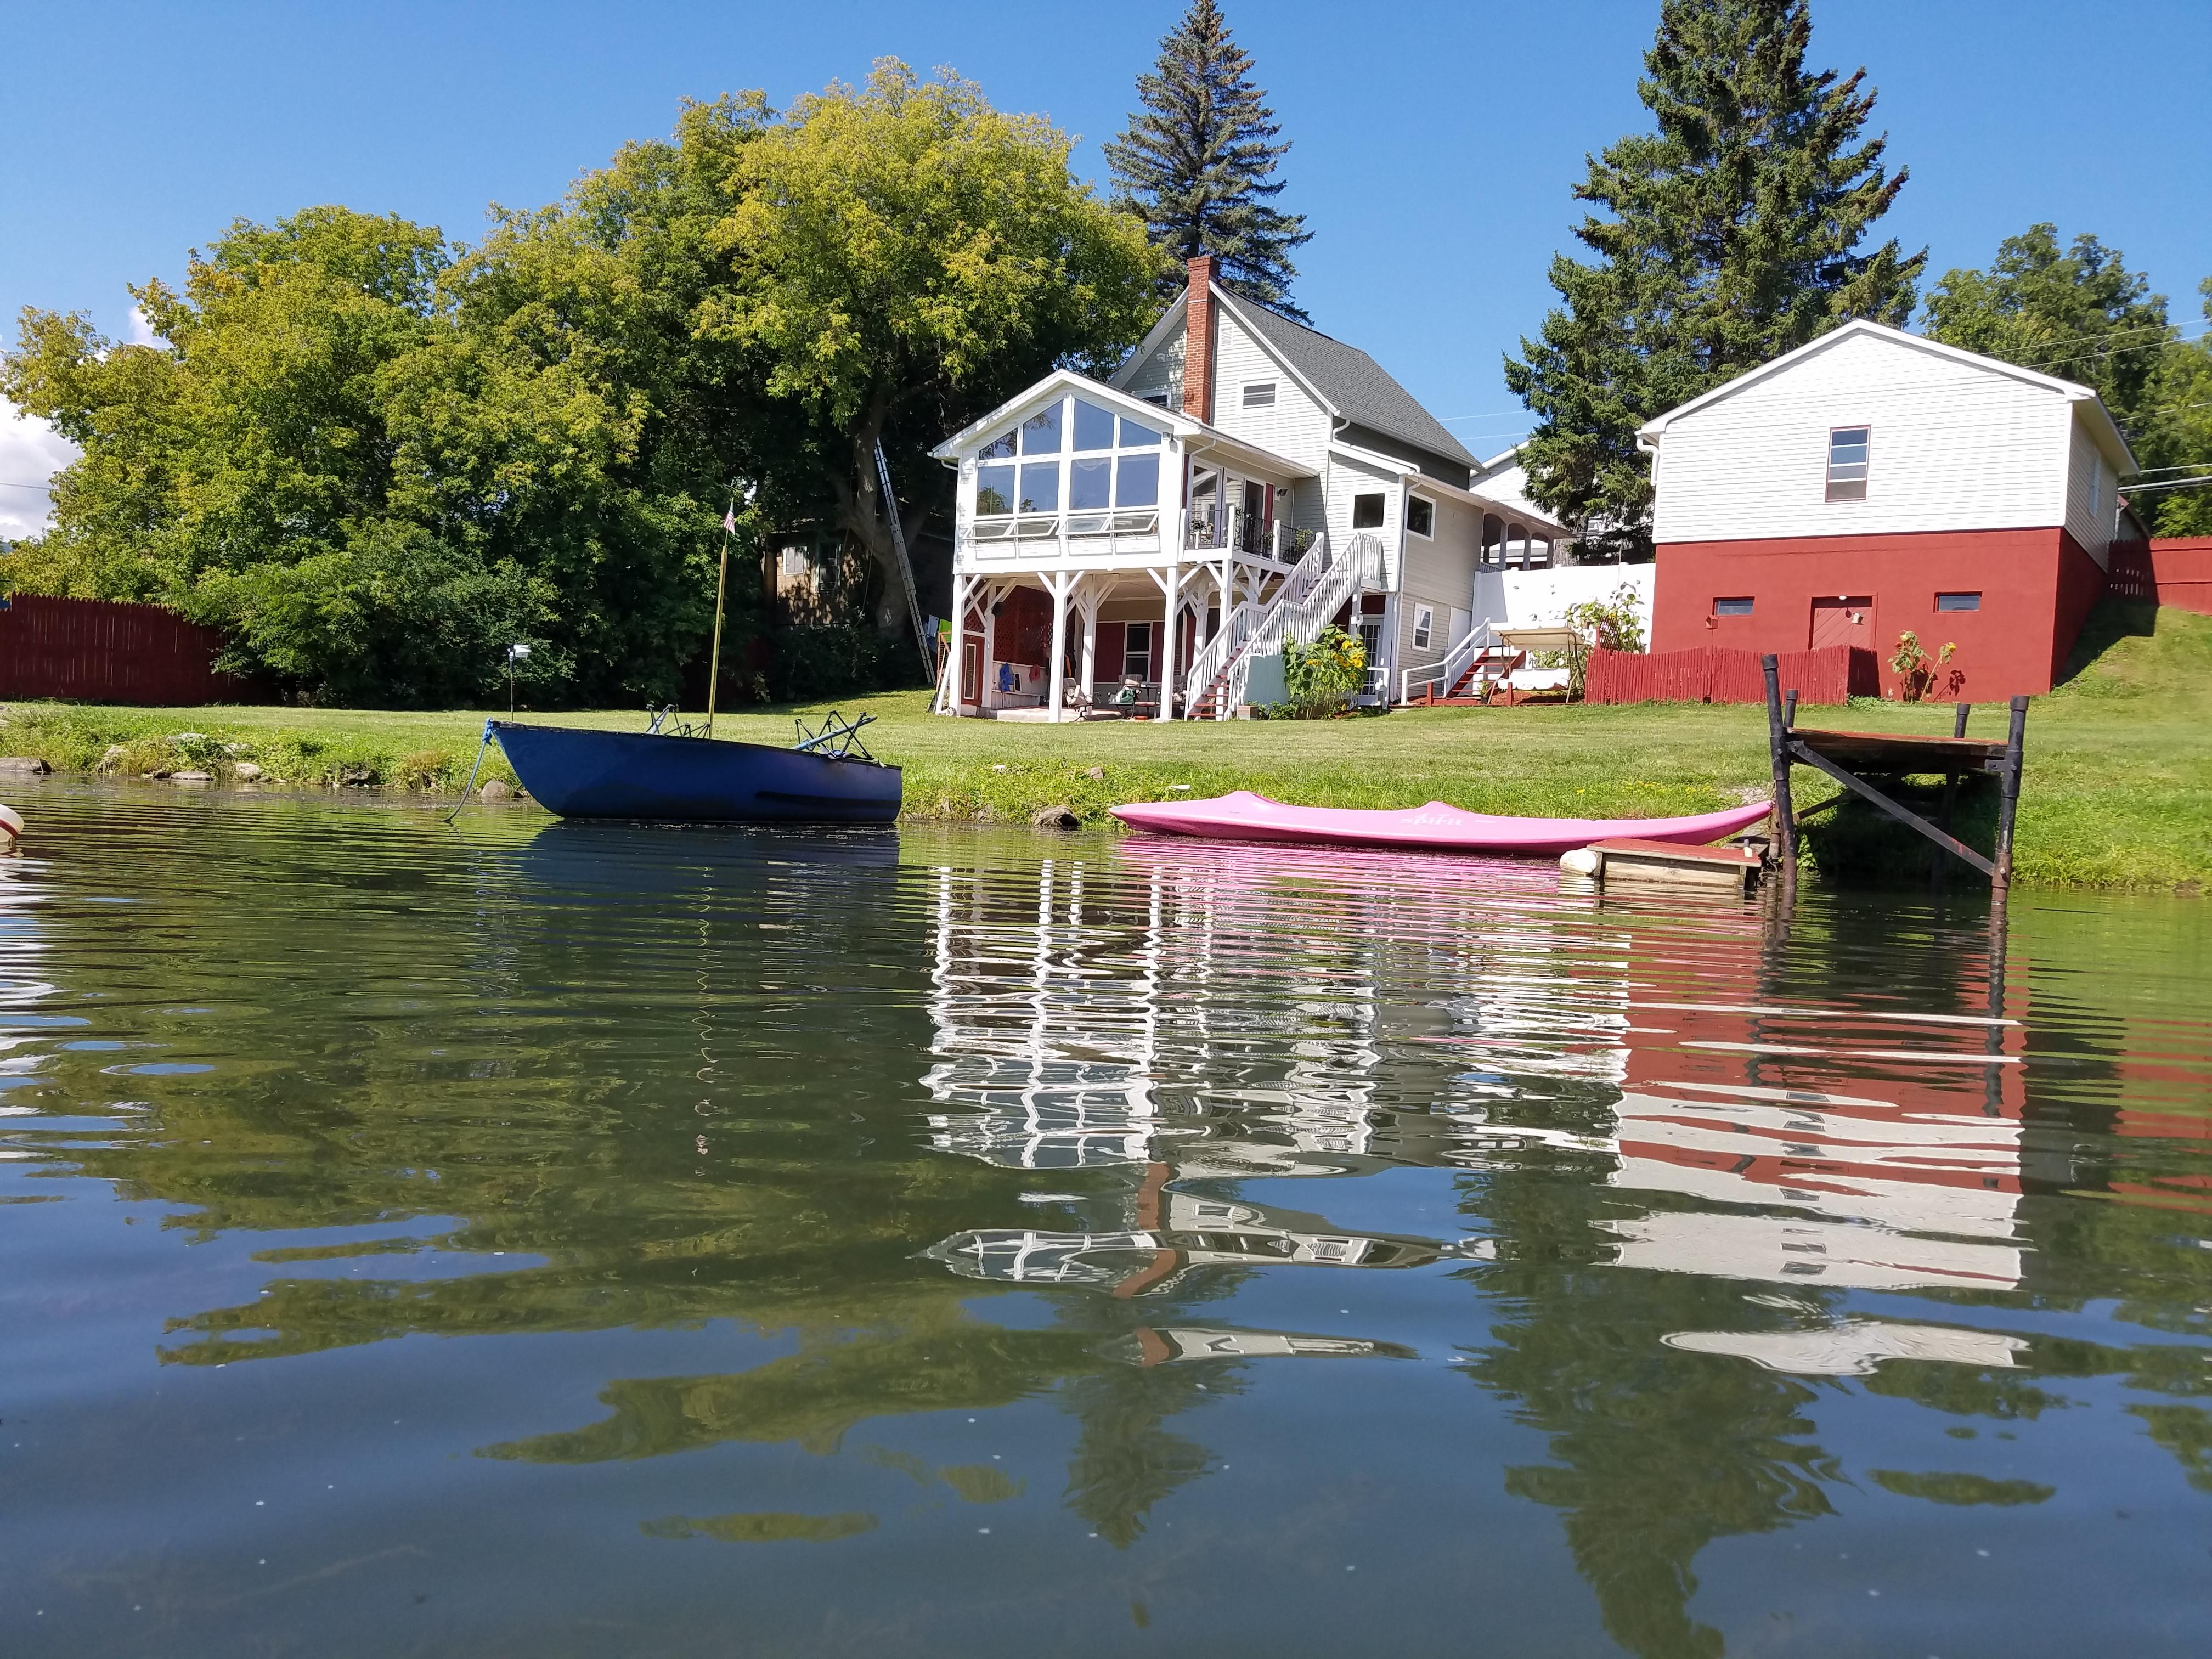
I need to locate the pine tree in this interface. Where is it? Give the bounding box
[1104,1,1311,320]
[1504,0,1923,560]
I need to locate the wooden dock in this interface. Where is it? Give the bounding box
[1762,654,2027,888]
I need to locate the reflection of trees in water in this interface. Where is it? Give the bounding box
[17,809,2212,1633]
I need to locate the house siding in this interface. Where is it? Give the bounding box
[1325,455,1401,590]
[1649,329,2070,545]
[1122,316,1187,410]
[1210,305,1331,471]
[2062,415,2115,569]
[1395,491,1481,685]
[1340,422,1471,491]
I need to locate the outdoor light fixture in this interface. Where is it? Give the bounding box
[505,642,531,715]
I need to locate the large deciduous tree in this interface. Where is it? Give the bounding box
[1504,0,1923,560]
[2132,278,2212,537]
[2,66,1158,702]
[1922,224,2171,430]
[1103,0,1310,319]
[695,60,1158,641]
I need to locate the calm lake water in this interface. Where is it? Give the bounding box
[2,782,2208,1657]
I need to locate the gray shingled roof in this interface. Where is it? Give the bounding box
[1231,298,1478,469]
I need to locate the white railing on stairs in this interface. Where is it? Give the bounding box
[1400,617,1498,704]
[1183,532,1383,718]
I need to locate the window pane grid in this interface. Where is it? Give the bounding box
[1826,426,1870,502]
[974,397,1169,518]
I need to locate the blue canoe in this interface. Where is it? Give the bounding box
[488,720,901,824]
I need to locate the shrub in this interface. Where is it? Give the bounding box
[1280,626,1366,719]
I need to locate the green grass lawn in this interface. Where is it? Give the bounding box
[3,601,2207,891]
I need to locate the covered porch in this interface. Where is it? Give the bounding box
[938,554,1301,720]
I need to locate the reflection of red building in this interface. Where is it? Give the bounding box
[1592,918,2028,1292]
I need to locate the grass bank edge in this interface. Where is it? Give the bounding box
[3,603,2204,893]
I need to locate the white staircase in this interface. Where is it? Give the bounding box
[1183,532,1383,719]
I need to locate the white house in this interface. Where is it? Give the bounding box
[928,256,1570,718]
[1638,318,2138,696]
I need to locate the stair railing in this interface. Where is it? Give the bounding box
[1400,617,1497,705]
[1181,530,1331,715]
[1191,532,1383,718]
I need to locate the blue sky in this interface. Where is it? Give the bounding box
[3,0,2209,530]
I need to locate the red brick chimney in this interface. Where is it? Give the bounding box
[1182,255,1217,424]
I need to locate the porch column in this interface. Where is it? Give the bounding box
[936,573,968,713]
[1046,571,1073,721]
[1079,585,1100,699]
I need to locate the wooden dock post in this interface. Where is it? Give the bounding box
[1761,654,1797,872]
[1993,695,2028,891]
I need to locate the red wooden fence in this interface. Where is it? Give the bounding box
[1585,643,1877,706]
[0,594,242,704]
[2106,540,2157,601]
[2143,537,2212,616]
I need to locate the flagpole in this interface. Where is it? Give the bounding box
[706,498,734,739]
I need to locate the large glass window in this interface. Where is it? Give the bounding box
[1073,399,1115,452]
[1021,403,1063,454]
[1116,454,1159,507]
[1070,458,1112,510]
[972,394,1169,522]
[1352,493,1385,529]
[1826,426,1869,501]
[1406,496,1435,538]
[1018,462,1059,513]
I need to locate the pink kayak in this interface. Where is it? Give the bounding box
[1109,789,1772,856]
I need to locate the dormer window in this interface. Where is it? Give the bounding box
[1826,426,1869,501]
[1242,382,1276,409]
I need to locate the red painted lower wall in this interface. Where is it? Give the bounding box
[1651,527,2100,699]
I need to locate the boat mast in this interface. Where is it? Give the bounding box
[706,497,735,738]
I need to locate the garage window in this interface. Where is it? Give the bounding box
[1826,426,1870,501]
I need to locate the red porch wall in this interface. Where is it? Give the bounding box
[990,588,1052,667]
[1651,526,2086,698]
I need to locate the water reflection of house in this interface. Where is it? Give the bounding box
[919,843,2033,1311]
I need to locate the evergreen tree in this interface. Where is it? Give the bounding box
[1104,0,1311,320]
[1504,0,1923,560]
[1922,224,2171,430]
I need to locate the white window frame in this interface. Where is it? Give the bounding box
[1405,494,1436,539]
[1122,620,1155,681]
[1350,492,1387,531]
[968,393,1170,534]
[1826,425,1870,503]
[1412,604,1435,649]
[1242,381,1277,409]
